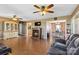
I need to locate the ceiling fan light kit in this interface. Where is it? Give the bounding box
[33,4,54,16]
[12,18,17,20]
[40,11,46,16]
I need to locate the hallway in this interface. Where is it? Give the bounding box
[0,36,52,55]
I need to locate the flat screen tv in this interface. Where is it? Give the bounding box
[35,22,41,26]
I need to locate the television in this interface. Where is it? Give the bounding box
[35,22,41,26]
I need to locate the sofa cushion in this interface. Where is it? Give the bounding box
[72,47,79,55]
[53,42,66,51]
[48,47,66,55]
[67,38,79,55]
[67,47,75,55]
[74,38,79,47]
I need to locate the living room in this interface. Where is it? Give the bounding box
[0,4,79,55]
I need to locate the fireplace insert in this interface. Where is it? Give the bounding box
[32,28,42,39]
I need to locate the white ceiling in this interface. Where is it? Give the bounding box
[0,4,77,21]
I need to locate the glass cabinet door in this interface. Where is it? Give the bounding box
[6,23,10,30]
[15,24,18,30]
[11,23,13,31]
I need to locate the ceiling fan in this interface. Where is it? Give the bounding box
[8,15,22,21]
[33,4,54,16]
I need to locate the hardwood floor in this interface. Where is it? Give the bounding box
[0,36,53,55]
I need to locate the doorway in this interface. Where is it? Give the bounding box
[18,21,26,36]
[26,22,32,38]
[48,20,66,40]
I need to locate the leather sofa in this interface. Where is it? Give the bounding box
[48,34,79,55]
[0,43,12,55]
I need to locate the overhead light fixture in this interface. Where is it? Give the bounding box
[33,4,54,16]
[40,11,46,16]
[12,18,17,20]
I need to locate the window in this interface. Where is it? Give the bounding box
[56,23,61,32]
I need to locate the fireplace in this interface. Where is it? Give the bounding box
[32,28,42,39]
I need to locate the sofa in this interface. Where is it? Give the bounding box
[48,34,79,55]
[0,43,12,55]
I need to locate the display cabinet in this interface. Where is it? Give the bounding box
[0,17,19,39]
[3,21,19,39]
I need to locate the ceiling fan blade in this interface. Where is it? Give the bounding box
[47,4,54,9]
[33,11,40,13]
[34,5,40,9]
[46,11,54,13]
